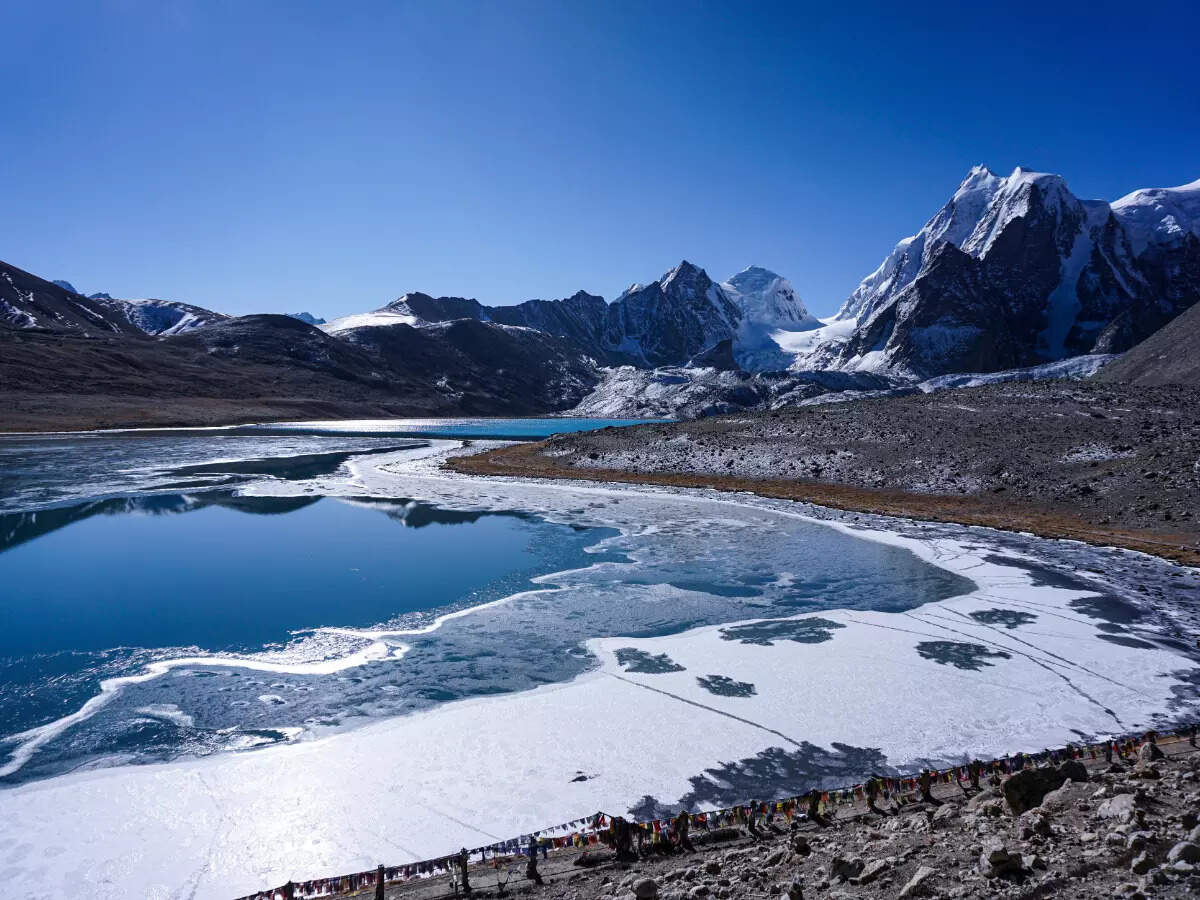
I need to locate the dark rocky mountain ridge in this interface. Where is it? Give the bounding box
[356,261,744,368]
[0,263,602,430]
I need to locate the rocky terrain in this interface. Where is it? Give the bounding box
[451,381,1200,564]
[361,738,1200,900]
[1096,301,1200,387]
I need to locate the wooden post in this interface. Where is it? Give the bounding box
[375,863,386,900]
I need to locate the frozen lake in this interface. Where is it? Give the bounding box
[0,421,1196,899]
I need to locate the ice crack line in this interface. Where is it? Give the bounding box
[606,672,804,748]
[901,612,1124,726]
[411,799,506,842]
[935,607,1151,697]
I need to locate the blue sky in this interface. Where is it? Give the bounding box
[2,1,1197,318]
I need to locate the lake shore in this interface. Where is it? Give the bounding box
[447,382,1200,566]
[357,736,1200,900]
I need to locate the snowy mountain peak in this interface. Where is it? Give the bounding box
[794,166,1200,379]
[724,265,782,294]
[660,260,706,290]
[286,312,326,326]
[956,164,1001,193]
[721,266,819,372]
[999,166,1072,200]
[839,164,1005,322]
[1111,177,1200,254]
[721,266,815,330]
[384,292,427,312]
[958,166,1082,259]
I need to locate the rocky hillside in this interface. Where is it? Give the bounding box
[4,262,227,335]
[1096,300,1200,387]
[0,306,600,432]
[453,381,1200,564]
[2,260,145,334]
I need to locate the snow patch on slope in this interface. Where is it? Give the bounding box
[1111,177,1200,254]
[321,310,421,334]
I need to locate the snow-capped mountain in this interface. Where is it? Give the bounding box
[1111,178,1200,254]
[8,270,227,335]
[1,264,146,335]
[722,265,815,328]
[794,167,1200,378]
[287,312,326,325]
[99,297,228,335]
[603,261,740,367]
[322,262,761,369]
[720,265,819,370]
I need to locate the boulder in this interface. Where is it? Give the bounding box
[898,865,937,899]
[1002,762,1087,815]
[1098,794,1141,823]
[931,803,960,828]
[850,859,889,885]
[1167,841,1200,864]
[1126,830,1153,852]
[1018,810,1052,839]
[829,856,864,882]
[978,840,1025,877]
[1130,851,1153,874]
[966,788,999,810]
[1040,779,1091,812]
[633,877,659,899]
[763,848,787,867]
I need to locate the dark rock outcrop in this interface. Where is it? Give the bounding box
[1002,761,1088,815]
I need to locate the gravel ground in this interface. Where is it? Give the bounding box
[451,382,1200,565]
[358,738,1200,900]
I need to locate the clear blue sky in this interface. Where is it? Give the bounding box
[3,1,1197,318]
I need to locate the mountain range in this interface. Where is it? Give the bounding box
[2,165,1197,428]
